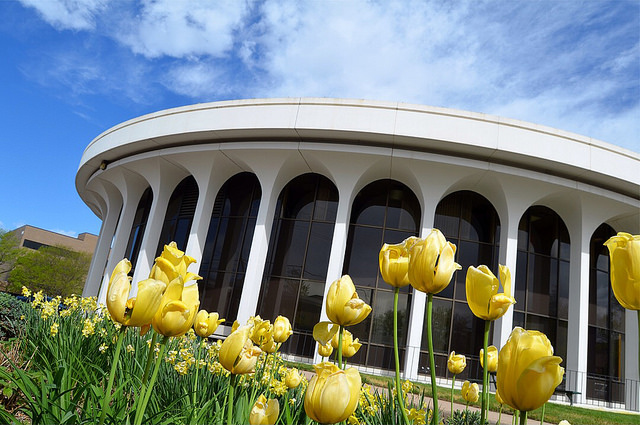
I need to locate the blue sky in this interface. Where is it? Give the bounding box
[1,0,638,238]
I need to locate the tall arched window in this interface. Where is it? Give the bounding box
[258,173,338,357]
[124,187,152,271]
[421,191,500,380]
[587,223,625,403]
[156,176,199,255]
[514,205,570,362]
[199,173,261,325]
[342,179,421,370]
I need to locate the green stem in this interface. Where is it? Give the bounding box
[427,293,439,425]
[192,339,202,408]
[497,403,502,425]
[481,320,490,425]
[134,336,169,425]
[519,410,527,425]
[227,374,237,425]
[98,326,126,425]
[540,402,545,425]
[393,287,410,425]
[141,331,158,385]
[337,325,344,369]
[451,374,456,421]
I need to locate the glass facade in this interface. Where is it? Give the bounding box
[199,173,261,326]
[420,191,501,380]
[342,179,421,370]
[513,206,569,363]
[587,223,625,403]
[124,187,152,271]
[258,173,338,357]
[156,176,199,256]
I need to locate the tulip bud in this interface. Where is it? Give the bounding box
[152,278,200,337]
[408,229,461,295]
[194,310,224,338]
[273,315,293,343]
[331,329,361,358]
[447,351,466,375]
[480,345,498,373]
[318,342,333,358]
[326,275,372,327]
[496,327,564,412]
[250,316,273,345]
[604,232,640,310]
[461,380,479,403]
[249,394,279,425]
[304,362,361,424]
[219,325,263,374]
[285,368,302,388]
[466,264,515,321]
[379,239,412,288]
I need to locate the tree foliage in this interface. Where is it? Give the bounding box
[0,229,25,278]
[8,245,91,296]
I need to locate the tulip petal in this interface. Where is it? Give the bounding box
[313,321,339,345]
[515,356,564,412]
[128,278,167,327]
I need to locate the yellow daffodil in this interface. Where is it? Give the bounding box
[152,277,200,337]
[326,275,372,327]
[273,315,293,343]
[461,380,479,403]
[106,259,167,333]
[304,362,361,424]
[496,327,564,412]
[194,310,224,338]
[466,264,515,321]
[408,229,461,294]
[604,232,640,310]
[285,368,302,388]
[480,345,498,373]
[447,351,466,375]
[249,394,279,425]
[219,325,262,374]
[379,237,418,287]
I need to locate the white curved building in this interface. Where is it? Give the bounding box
[77,98,639,410]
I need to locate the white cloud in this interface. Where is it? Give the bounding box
[19,0,106,31]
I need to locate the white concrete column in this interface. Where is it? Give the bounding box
[84,199,120,299]
[235,178,278,324]
[99,170,149,299]
[493,220,519,349]
[625,308,640,410]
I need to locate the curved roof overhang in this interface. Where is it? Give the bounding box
[77,98,640,216]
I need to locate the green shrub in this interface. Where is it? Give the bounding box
[0,293,26,340]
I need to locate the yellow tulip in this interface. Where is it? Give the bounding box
[408,229,461,294]
[480,345,498,373]
[219,325,263,374]
[250,316,273,345]
[447,351,466,375]
[284,368,302,388]
[495,388,504,405]
[318,342,333,358]
[194,310,224,338]
[379,237,418,288]
[331,329,361,358]
[304,362,361,424]
[260,335,278,353]
[313,321,339,346]
[106,259,167,333]
[466,264,515,321]
[249,394,279,425]
[461,380,479,403]
[604,232,640,310]
[152,276,200,337]
[273,315,293,343]
[326,275,372,327]
[496,327,564,412]
[149,242,198,284]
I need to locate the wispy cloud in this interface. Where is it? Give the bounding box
[14,0,640,151]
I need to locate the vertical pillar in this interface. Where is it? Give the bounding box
[625,308,640,411]
[493,220,519,349]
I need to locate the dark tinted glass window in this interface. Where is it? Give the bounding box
[124,187,153,271]
[342,179,420,370]
[156,176,199,255]
[421,191,500,381]
[258,174,338,358]
[587,223,625,402]
[199,173,261,325]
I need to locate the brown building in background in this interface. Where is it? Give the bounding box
[10,225,98,254]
